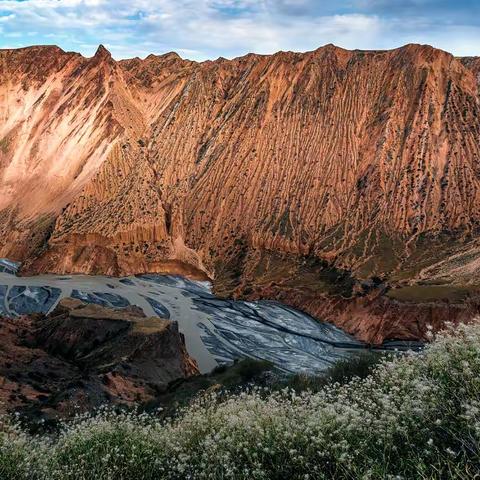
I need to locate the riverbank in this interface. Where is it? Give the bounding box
[0,260,363,375]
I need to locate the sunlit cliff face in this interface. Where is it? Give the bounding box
[0,43,479,342]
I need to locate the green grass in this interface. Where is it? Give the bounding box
[281,351,387,393]
[144,358,274,416]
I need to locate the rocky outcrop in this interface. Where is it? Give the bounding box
[0,298,198,419]
[1,43,480,342]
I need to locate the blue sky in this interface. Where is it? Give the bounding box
[0,0,479,60]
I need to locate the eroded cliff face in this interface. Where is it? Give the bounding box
[1,43,480,342]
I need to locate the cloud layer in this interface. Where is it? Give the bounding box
[0,0,478,59]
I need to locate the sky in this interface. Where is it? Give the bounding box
[0,0,479,60]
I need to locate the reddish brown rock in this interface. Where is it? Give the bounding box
[1,43,480,343]
[241,281,480,344]
[0,298,198,419]
[222,250,480,344]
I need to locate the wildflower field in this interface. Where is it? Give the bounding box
[2,322,480,479]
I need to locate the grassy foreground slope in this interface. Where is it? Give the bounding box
[2,322,480,479]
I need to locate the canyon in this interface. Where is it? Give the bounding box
[1,43,480,344]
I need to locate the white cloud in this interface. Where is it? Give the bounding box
[0,13,15,22]
[0,0,478,59]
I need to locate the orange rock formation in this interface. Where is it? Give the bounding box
[1,43,480,342]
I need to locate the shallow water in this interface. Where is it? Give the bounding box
[0,259,364,374]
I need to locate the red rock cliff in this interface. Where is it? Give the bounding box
[1,43,480,341]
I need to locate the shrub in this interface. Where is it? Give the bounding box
[45,410,167,480]
[0,417,30,480]
[228,358,273,383]
[2,321,480,479]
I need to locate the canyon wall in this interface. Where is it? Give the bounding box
[1,43,480,341]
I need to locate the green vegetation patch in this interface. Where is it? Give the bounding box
[247,250,356,298]
[144,358,274,416]
[0,136,10,154]
[391,231,471,282]
[280,351,387,393]
[386,284,479,303]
